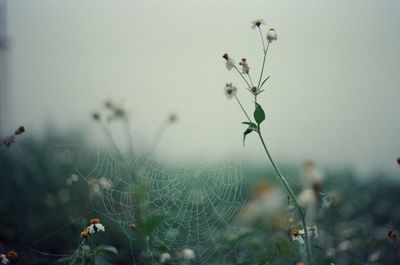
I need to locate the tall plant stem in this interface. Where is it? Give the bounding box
[257,130,312,265]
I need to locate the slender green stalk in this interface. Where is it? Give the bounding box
[257,42,270,89]
[233,66,252,92]
[248,74,255,87]
[258,27,266,52]
[257,130,312,265]
[234,95,252,123]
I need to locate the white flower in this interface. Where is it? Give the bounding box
[266,28,277,42]
[251,19,265,29]
[291,229,305,244]
[224,83,237,99]
[182,248,195,261]
[299,225,318,239]
[240,182,284,223]
[88,223,105,234]
[88,218,105,234]
[0,254,9,265]
[160,253,171,264]
[222,53,235,71]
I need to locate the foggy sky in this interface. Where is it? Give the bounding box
[4,0,400,174]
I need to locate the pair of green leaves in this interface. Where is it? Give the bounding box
[242,103,265,146]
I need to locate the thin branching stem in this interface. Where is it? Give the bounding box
[248,74,255,87]
[257,41,270,89]
[234,94,252,123]
[233,66,252,92]
[258,26,266,52]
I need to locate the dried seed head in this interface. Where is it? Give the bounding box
[251,87,257,93]
[388,230,398,240]
[92,112,101,121]
[222,53,229,61]
[3,136,15,147]
[104,100,113,108]
[6,251,18,260]
[168,113,178,123]
[266,28,278,42]
[15,126,25,135]
[239,58,250,74]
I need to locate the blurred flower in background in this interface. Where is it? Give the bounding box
[160,252,171,264]
[240,180,284,223]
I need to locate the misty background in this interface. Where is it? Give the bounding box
[1,0,399,174]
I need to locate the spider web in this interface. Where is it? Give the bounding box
[82,152,247,264]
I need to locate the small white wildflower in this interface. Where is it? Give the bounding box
[0,254,9,265]
[160,252,171,264]
[88,218,105,234]
[291,229,305,244]
[222,53,235,71]
[251,19,265,29]
[224,83,237,99]
[266,28,277,42]
[182,248,195,261]
[299,225,318,239]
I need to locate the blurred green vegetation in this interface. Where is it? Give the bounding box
[1,130,400,265]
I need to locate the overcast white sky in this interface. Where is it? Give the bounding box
[3,0,400,174]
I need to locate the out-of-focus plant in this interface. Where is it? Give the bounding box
[0,126,26,157]
[221,19,313,264]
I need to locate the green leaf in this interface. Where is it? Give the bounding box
[142,215,168,234]
[259,76,270,89]
[243,128,254,147]
[95,245,118,255]
[241,121,258,130]
[254,103,265,125]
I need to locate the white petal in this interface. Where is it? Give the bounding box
[95,223,105,232]
[88,224,96,234]
[293,235,305,244]
[1,256,9,265]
